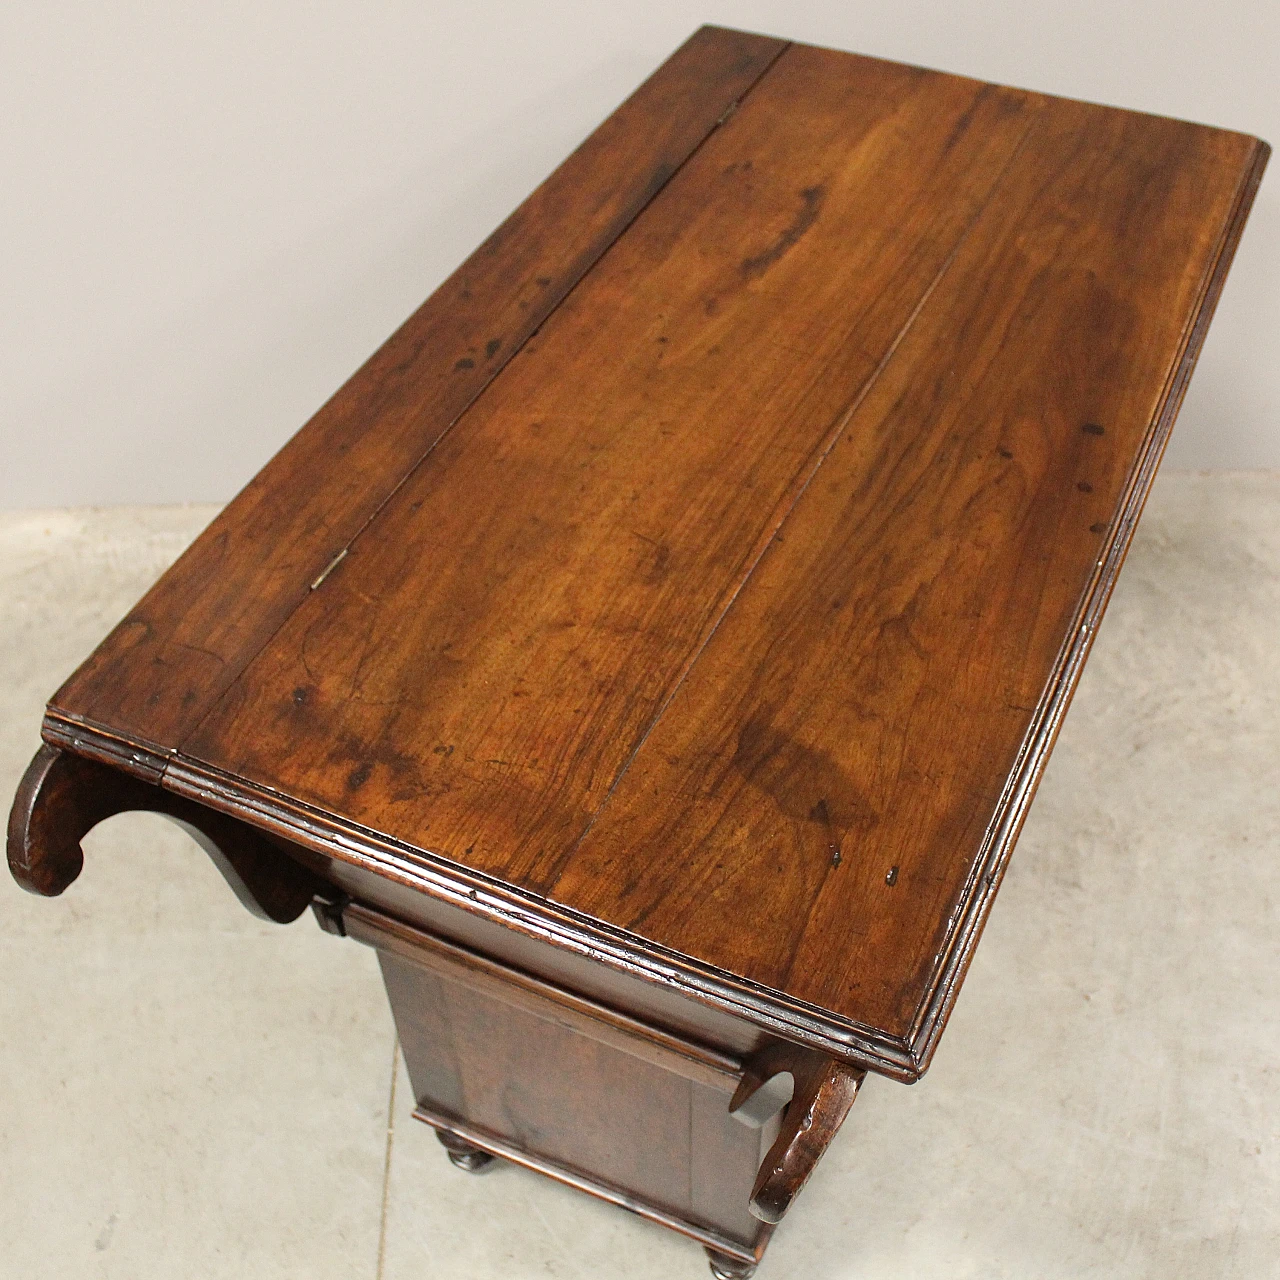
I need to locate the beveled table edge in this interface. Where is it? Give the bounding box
[39,134,1269,1085]
[40,708,917,1078]
[902,131,1270,1061]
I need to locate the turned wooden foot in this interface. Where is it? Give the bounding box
[435,1127,496,1173]
[705,1248,756,1279]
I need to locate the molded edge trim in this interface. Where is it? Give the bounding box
[904,132,1271,1074]
[38,138,1270,1087]
[11,739,322,922]
[43,711,171,783]
[155,750,920,1078]
[343,898,745,1090]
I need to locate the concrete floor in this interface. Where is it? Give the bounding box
[1,472,1277,1279]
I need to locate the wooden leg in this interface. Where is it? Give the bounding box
[705,1248,757,1279]
[435,1127,496,1173]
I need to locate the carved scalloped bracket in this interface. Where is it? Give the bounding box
[730,1039,865,1224]
[7,743,324,923]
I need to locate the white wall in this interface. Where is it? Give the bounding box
[2,2,1276,509]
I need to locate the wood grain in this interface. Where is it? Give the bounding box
[342,899,744,1089]
[29,31,1269,1074]
[729,1041,864,1224]
[49,24,787,751]
[370,900,776,1252]
[181,48,1039,917]
[413,1101,770,1267]
[551,98,1268,1047]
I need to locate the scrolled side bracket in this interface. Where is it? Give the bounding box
[7,743,323,923]
[730,1039,865,1225]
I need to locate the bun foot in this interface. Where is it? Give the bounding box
[435,1128,496,1173]
[705,1248,756,1279]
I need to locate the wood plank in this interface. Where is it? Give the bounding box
[178,47,1042,905]
[420,965,695,1216]
[691,1080,771,1245]
[549,99,1266,1051]
[48,24,787,752]
[31,31,1267,1075]
[378,952,467,1114]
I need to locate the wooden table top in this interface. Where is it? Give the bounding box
[45,27,1266,1077]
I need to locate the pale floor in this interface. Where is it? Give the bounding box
[1,472,1277,1279]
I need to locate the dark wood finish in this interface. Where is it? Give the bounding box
[7,744,321,922]
[9,25,1270,1276]
[414,1102,772,1268]
[731,1042,865,1224]
[343,901,744,1088]
[49,25,786,753]
[58,37,1263,1077]
[185,46,1038,897]
[550,99,1270,1059]
[434,1129,496,1173]
[311,850,774,1060]
[358,899,779,1257]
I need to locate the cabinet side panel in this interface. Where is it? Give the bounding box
[691,1080,779,1244]
[374,925,772,1247]
[378,952,466,1114]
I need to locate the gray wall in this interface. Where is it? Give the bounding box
[3,2,1276,509]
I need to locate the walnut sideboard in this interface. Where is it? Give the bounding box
[7,26,1268,1279]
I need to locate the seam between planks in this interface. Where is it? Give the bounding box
[168,37,793,766]
[543,91,1049,898]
